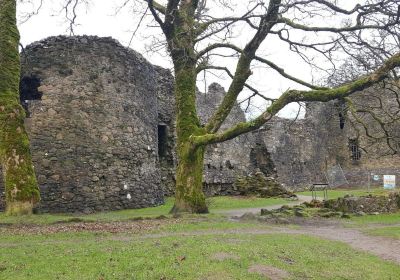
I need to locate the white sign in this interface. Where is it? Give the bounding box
[373,175,380,181]
[383,175,396,189]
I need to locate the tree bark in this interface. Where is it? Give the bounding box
[0,0,40,215]
[170,59,208,213]
[172,143,208,214]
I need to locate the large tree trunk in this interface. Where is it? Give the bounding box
[172,143,208,214]
[171,60,208,213]
[0,0,40,215]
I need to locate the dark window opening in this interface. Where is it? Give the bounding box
[337,100,347,130]
[349,138,361,161]
[20,75,42,117]
[339,112,345,129]
[158,124,168,159]
[225,160,234,170]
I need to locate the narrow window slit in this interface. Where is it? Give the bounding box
[158,124,168,159]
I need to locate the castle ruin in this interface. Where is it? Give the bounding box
[0,36,399,213]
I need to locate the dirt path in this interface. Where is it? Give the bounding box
[288,225,400,264]
[213,196,400,264]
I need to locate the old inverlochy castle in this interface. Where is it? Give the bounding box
[0,36,399,213]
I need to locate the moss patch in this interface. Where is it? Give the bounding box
[235,171,295,198]
[0,0,40,215]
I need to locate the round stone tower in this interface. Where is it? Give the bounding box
[17,36,164,213]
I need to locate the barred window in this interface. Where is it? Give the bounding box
[349,139,361,161]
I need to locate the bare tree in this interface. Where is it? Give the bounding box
[343,79,400,155]
[0,0,40,215]
[325,27,400,156]
[126,0,400,214]
[8,0,400,214]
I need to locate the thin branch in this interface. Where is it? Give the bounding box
[192,52,400,146]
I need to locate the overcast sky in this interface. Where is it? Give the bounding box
[17,0,362,119]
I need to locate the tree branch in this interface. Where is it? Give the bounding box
[202,0,283,133]
[196,65,275,102]
[144,0,166,14]
[196,43,325,90]
[147,0,166,32]
[192,52,400,146]
[279,14,400,33]
[283,0,362,15]
[195,4,261,38]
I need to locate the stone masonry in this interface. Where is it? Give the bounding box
[0,35,399,213]
[1,36,165,213]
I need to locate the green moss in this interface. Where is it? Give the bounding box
[5,200,34,215]
[167,5,220,214]
[0,0,40,215]
[234,172,294,198]
[174,64,201,143]
[172,143,208,214]
[172,60,208,213]
[205,55,252,133]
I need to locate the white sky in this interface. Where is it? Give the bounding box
[17,0,362,119]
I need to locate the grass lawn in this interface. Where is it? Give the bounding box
[365,226,400,240]
[292,186,400,241]
[349,212,400,226]
[207,196,288,211]
[297,187,393,200]
[344,212,400,239]
[0,196,288,225]
[1,194,400,279]
[1,223,399,280]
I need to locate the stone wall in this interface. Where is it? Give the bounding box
[160,82,266,196]
[260,86,400,190]
[1,35,399,213]
[155,66,177,196]
[1,36,165,213]
[0,37,262,212]
[197,83,262,196]
[340,84,400,187]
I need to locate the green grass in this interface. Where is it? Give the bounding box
[0,212,77,225]
[0,196,289,225]
[344,212,400,239]
[0,199,174,225]
[349,212,400,225]
[1,194,399,279]
[0,226,399,280]
[85,198,176,221]
[208,196,288,211]
[162,216,270,233]
[365,226,400,239]
[297,187,392,200]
